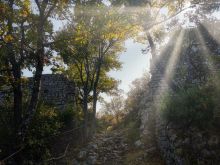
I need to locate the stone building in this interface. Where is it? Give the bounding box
[0,74,76,110]
[31,74,76,110]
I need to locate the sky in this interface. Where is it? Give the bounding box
[98,39,150,111]
[109,39,149,93]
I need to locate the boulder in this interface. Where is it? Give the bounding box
[201,149,212,158]
[134,140,143,148]
[77,150,87,160]
[88,143,98,150]
[145,147,156,154]
[87,155,97,165]
[72,159,80,165]
[208,135,219,147]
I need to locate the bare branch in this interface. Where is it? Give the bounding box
[146,5,191,31]
[46,143,70,162]
[1,147,24,162]
[43,0,59,23]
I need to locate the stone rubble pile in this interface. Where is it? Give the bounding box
[73,131,129,165]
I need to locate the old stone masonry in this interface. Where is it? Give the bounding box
[0,74,76,110]
[29,74,76,110]
[139,24,220,164]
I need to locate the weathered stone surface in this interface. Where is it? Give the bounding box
[134,140,142,148]
[0,74,76,110]
[139,24,220,164]
[30,74,76,110]
[145,147,156,154]
[87,156,97,165]
[72,159,80,165]
[77,151,87,160]
[208,136,219,147]
[87,144,98,150]
[74,131,129,165]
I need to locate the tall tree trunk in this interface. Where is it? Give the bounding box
[11,65,23,164]
[146,32,156,61]
[82,87,89,141]
[6,1,23,163]
[12,67,22,132]
[91,61,102,135]
[91,92,98,135]
[7,0,23,138]
[27,59,43,117]
[146,32,157,148]
[23,14,45,137]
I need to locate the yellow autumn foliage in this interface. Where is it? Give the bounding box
[4,34,14,42]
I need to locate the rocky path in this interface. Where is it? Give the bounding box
[71,129,164,165]
[73,130,129,165]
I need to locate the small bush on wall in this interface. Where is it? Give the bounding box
[24,104,62,163]
[161,75,220,129]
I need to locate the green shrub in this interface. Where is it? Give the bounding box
[0,101,83,163]
[23,104,62,163]
[96,115,113,132]
[59,104,83,127]
[59,105,75,126]
[126,120,140,144]
[0,100,14,160]
[161,84,217,128]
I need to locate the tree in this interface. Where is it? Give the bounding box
[102,93,125,124]
[125,73,150,112]
[111,0,220,62]
[0,0,71,157]
[0,0,32,138]
[24,0,71,133]
[54,4,136,138]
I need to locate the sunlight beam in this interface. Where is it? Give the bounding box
[151,29,185,110]
[195,27,216,72]
[163,30,185,84]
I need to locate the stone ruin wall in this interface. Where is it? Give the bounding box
[151,59,220,165]
[34,74,76,110]
[0,74,76,110]
[139,25,220,165]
